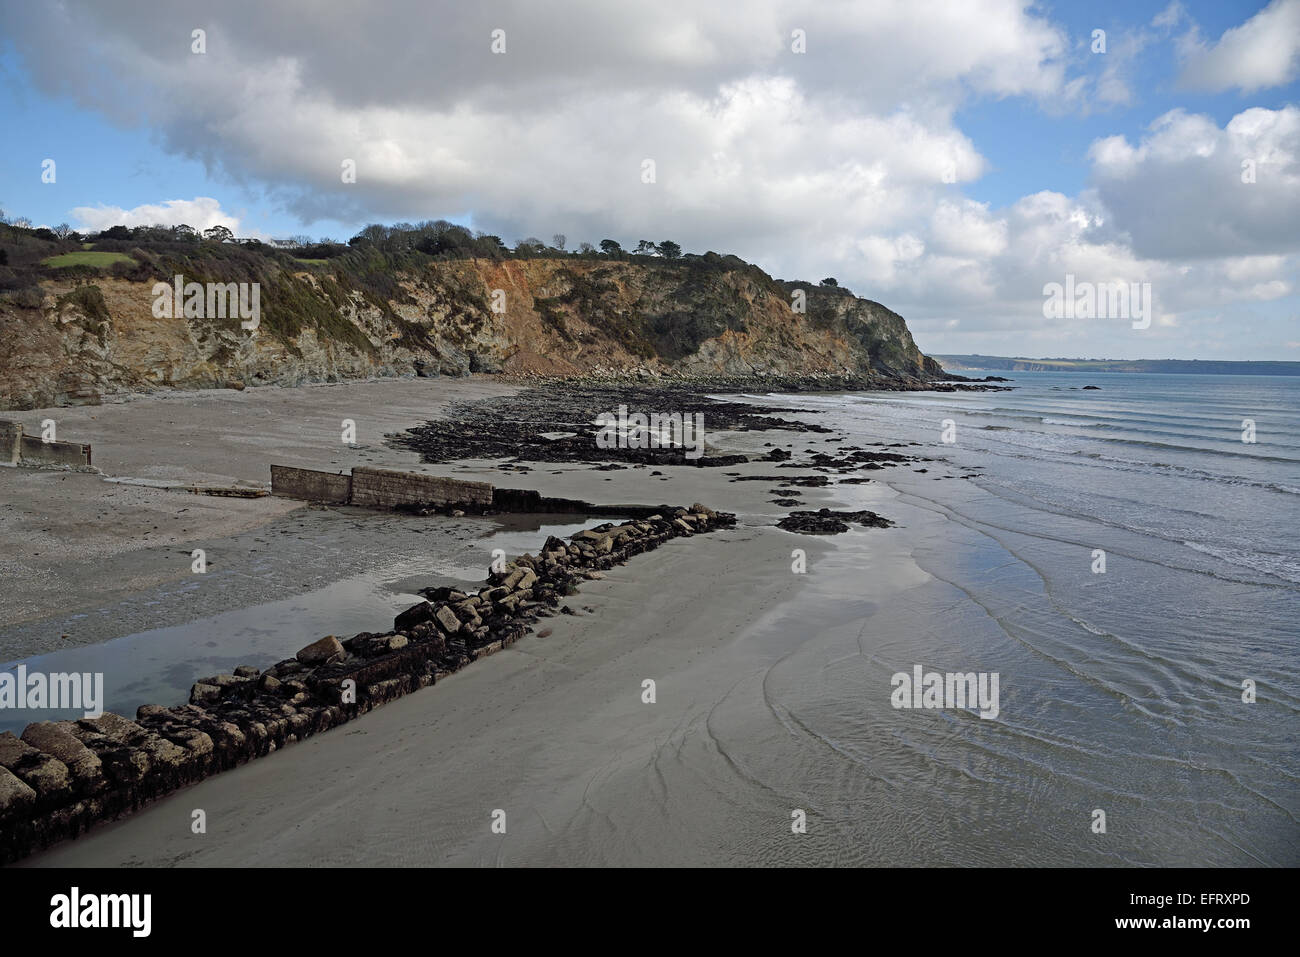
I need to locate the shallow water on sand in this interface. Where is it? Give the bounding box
[693,373,1298,865]
[0,517,612,734]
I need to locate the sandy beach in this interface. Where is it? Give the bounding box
[7,374,1294,868]
[20,521,866,866]
[6,373,905,865]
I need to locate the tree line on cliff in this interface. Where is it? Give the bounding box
[1,213,847,307]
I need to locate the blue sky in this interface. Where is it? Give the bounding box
[0,53,349,240]
[957,0,1300,205]
[1,0,1296,359]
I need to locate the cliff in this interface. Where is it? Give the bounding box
[0,239,942,409]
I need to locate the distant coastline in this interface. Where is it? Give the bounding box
[933,355,1300,376]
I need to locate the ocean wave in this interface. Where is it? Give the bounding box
[1081,452,1300,494]
[1041,417,1107,427]
[964,406,1235,427]
[998,423,1300,459]
[1182,541,1300,585]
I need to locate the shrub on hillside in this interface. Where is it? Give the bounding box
[7,285,45,309]
[56,284,111,324]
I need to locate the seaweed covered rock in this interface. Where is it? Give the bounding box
[777,508,893,535]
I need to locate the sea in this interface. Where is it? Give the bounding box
[716,371,1299,866]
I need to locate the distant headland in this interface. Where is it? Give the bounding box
[933,355,1300,376]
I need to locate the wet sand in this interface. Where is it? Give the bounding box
[0,377,516,655]
[22,520,906,867]
[6,375,936,866]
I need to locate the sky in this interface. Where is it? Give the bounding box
[1,0,1297,360]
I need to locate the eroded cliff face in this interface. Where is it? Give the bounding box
[0,258,939,409]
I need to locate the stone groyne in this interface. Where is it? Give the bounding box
[0,504,734,864]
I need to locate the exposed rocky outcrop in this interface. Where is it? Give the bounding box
[777,508,893,535]
[1,256,943,410]
[393,383,832,468]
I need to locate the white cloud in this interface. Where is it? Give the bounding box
[69,197,252,236]
[1177,0,1300,92]
[1087,106,1300,259]
[853,103,1299,356]
[929,199,1008,259]
[1152,2,1186,30]
[1092,27,1154,109]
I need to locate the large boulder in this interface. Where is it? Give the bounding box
[296,635,344,665]
[394,601,435,631]
[434,605,462,635]
[135,706,216,760]
[0,731,72,804]
[0,765,35,818]
[20,721,104,793]
[503,567,538,590]
[76,713,190,773]
[189,683,222,705]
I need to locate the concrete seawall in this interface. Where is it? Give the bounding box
[18,435,93,468]
[0,420,93,469]
[0,421,19,465]
[269,465,352,504]
[271,464,492,509]
[350,467,492,509]
[267,464,635,515]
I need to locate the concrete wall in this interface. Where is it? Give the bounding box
[269,464,493,509]
[17,434,92,468]
[491,487,662,517]
[2,420,94,468]
[0,420,20,465]
[270,465,352,504]
[350,467,492,509]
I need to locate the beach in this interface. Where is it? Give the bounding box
[0,377,515,658]
[4,372,1298,867]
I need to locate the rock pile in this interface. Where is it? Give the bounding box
[776,508,893,535]
[0,504,734,864]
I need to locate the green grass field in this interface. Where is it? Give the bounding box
[292,258,333,266]
[41,250,134,269]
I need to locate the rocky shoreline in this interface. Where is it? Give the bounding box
[392,380,977,522]
[0,504,733,864]
[395,383,830,468]
[392,378,1000,470]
